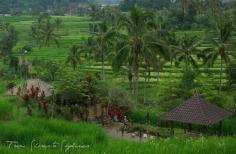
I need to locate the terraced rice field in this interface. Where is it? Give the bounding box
[1,15,235,104]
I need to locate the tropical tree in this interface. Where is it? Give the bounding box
[55,17,63,31]
[207,0,221,15]
[179,0,192,15]
[92,21,116,79]
[205,18,233,92]
[39,19,60,47]
[0,24,18,56]
[97,7,122,28]
[174,34,202,70]
[165,31,180,66]
[148,15,171,84]
[112,6,169,101]
[66,45,82,71]
[31,17,60,47]
[194,0,206,15]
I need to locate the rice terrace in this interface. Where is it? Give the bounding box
[0,0,236,153]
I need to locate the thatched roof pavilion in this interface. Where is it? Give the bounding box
[160,95,233,134]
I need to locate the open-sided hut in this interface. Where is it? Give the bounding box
[160,95,233,135]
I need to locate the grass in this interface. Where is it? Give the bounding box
[0,97,14,120]
[0,135,236,154]
[0,117,107,146]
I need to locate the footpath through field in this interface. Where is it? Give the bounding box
[104,123,148,142]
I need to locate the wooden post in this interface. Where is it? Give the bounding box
[170,121,175,136]
[188,124,192,132]
[219,121,223,136]
[182,123,186,134]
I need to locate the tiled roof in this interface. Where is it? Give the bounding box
[160,95,233,125]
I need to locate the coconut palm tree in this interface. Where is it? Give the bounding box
[66,45,82,70]
[32,18,60,47]
[207,0,221,15]
[55,17,63,31]
[174,34,202,71]
[148,15,172,84]
[112,6,169,101]
[205,18,233,92]
[165,31,180,66]
[39,19,60,47]
[194,0,206,15]
[177,0,192,15]
[92,21,116,79]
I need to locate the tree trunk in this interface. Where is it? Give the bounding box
[133,59,139,103]
[144,68,147,105]
[219,121,223,136]
[101,49,105,80]
[219,56,223,92]
[73,63,76,71]
[128,69,133,91]
[148,67,151,82]
[134,67,139,103]
[156,71,160,85]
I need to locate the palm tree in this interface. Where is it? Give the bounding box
[205,18,233,92]
[32,18,60,47]
[178,0,192,15]
[112,6,169,101]
[166,31,179,66]
[148,15,171,84]
[194,0,206,15]
[82,37,97,61]
[66,45,82,70]
[39,19,60,47]
[174,34,201,70]
[207,0,221,15]
[92,21,116,79]
[55,18,63,31]
[0,25,18,56]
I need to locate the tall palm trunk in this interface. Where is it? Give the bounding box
[73,63,76,71]
[219,56,223,92]
[144,68,147,105]
[133,55,139,102]
[128,68,133,90]
[101,47,105,79]
[156,71,160,85]
[134,67,139,103]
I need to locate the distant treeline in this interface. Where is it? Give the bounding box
[119,0,235,11]
[120,0,172,10]
[0,0,94,15]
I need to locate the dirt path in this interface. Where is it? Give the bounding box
[103,123,148,142]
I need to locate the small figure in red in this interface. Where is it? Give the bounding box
[35,87,40,98]
[30,85,36,98]
[21,93,32,116]
[40,91,45,100]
